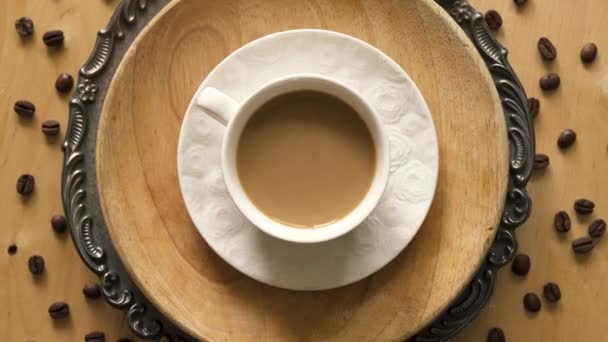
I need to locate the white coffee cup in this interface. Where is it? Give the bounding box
[196,74,390,243]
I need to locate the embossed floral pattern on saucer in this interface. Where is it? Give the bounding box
[177,30,439,291]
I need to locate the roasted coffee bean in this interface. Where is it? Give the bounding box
[540,73,560,90]
[554,211,571,233]
[511,254,530,276]
[8,244,18,255]
[538,37,557,61]
[543,282,561,302]
[580,43,598,64]
[14,100,35,118]
[55,73,74,93]
[85,331,105,342]
[48,302,70,319]
[574,198,595,215]
[42,120,61,136]
[16,174,35,195]
[533,154,550,170]
[523,292,541,312]
[83,282,101,299]
[51,215,68,233]
[28,255,44,275]
[528,97,540,118]
[484,10,503,30]
[15,17,34,37]
[572,236,594,254]
[487,327,506,342]
[588,219,606,239]
[557,129,576,149]
[513,0,527,5]
[43,30,64,47]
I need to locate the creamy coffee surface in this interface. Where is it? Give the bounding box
[237,91,376,228]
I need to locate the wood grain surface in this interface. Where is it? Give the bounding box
[455,0,608,341]
[0,1,141,341]
[96,0,507,340]
[0,1,606,342]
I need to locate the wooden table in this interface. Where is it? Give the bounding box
[1,0,606,341]
[456,0,608,340]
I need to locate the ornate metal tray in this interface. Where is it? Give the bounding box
[61,0,534,340]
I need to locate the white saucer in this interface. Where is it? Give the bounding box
[177,30,439,291]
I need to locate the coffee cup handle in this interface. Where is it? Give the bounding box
[195,87,240,126]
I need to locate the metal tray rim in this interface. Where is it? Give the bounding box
[61,0,535,340]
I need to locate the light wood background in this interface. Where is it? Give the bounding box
[0,0,606,342]
[456,0,608,341]
[0,1,140,341]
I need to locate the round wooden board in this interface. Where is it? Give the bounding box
[96,0,509,340]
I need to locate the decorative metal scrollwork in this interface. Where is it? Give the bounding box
[61,0,186,340]
[63,0,534,340]
[410,1,534,341]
